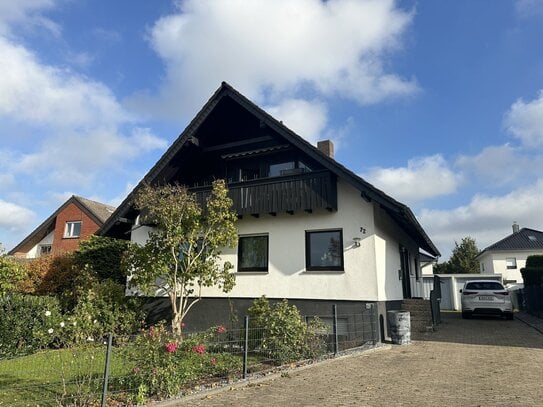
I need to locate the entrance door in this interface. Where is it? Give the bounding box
[400,247,411,298]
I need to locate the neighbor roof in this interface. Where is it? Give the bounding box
[99,82,440,257]
[477,228,543,258]
[8,196,115,255]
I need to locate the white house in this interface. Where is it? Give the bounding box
[100,82,440,331]
[476,224,543,285]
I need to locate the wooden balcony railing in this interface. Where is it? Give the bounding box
[190,170,337,216]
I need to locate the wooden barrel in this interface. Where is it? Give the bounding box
[387,310,411,345]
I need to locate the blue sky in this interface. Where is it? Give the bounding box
[1,0,543,259]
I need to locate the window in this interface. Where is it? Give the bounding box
[506,257,517,269]
[39,245,52,256]
[64,221,81,238]
[238,235,268,272]
[480,262,485,272]
[305,229,344,271]
[269,162,295,177]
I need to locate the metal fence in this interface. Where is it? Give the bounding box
[0,304,378,406]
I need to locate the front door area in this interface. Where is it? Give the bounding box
[400,247,411,298]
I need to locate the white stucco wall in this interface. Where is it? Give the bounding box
[130,181,425,302]
[373,204,421,301]
[26,231,54,259]
[478,250,543,284]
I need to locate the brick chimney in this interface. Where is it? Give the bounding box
[512,222,520,234]
[317,140,334,159]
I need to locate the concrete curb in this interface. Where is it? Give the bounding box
[515,312,543,335]
[150,344,392,406]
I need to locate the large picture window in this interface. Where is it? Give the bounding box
[238,235,269,272]
[305,229,344,271]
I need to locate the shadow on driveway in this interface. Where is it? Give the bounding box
[413,311,543,349]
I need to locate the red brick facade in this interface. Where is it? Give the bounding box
[52,202,100,255]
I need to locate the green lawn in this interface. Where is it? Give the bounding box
[0,346,129,406]
[0,347,274,406]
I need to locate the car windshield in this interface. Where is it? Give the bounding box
[465,282,504,290]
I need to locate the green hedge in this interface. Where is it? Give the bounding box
[521,267,543,286]
[0,294,63,357]
[525,255,543,269]
[521,255,543,315]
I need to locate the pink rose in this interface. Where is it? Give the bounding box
[164,342,178,353]
[192,344,205,354]
[216,325,226,334]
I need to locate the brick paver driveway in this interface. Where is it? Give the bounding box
[170,313,543,406]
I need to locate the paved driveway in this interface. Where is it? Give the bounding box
[168,313,543,406]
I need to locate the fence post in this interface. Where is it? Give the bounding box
[333,304,338,355]
[369,303,377,344]
[243,315,249,379]
[101,333,113,407]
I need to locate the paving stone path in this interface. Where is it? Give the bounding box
[165,313,543,407]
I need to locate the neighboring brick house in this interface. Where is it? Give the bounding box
[9,196,115,258]
[476,223,543,285]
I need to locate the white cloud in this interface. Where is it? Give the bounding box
[0,37,128,129]
[0,199,35,232]
[504,90,543,147]
[515,0,543,18]
[455,144,543,187]
[420,180,543,259]
[0,0,59,36]
[265,99,328,144]
[364,155,461,204]
[12,127,166,185]
[129,0,417,120]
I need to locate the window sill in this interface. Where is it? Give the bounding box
[303,270,345,275]
[62,236,80,239]
[235,271,269,275]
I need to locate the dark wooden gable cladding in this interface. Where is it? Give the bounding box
[156,95,337,216]
[99,82,438,256]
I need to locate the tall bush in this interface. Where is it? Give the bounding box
[521,255,543,315]
[0,294,64,356]
[73,235,130,283]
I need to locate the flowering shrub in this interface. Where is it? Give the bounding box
[121,323,242,402]
[164,342,178,353]
[192,344,205,354]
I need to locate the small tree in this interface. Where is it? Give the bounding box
[448,236,480,274]
[124,180,237,336]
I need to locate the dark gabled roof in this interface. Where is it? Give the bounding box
[477,228,543,257]
[8,196,115,255]
[98,82,440,257]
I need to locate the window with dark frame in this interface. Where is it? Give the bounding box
[64,221,81,238]
[238,235,269,272]
[39,244,52,256]
[305,229,344,271]
[506,257,517,269]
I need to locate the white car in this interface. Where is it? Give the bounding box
[460,280,513,320]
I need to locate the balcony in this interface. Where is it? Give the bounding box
[190,170,337,216]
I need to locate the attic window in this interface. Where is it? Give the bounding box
[64,221,81,238]
[528,235,537,242]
